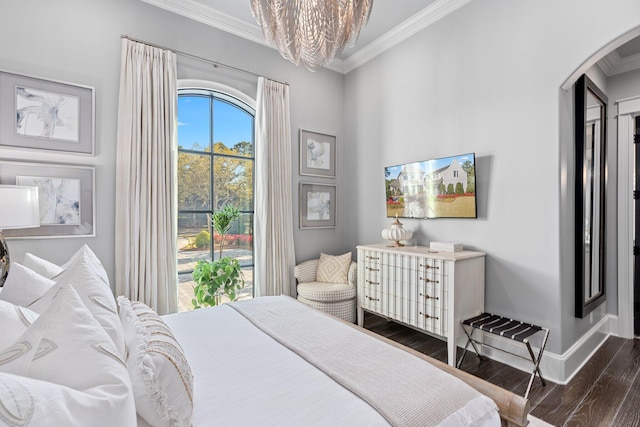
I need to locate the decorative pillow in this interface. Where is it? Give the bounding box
[118,296,194,427]
[316,252,352,284]
[0,300,38,351]
[0,285,136,426]
[22,253,64,279]
[0,263,55,307]
[28,250,126,358]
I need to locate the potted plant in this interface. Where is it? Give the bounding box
[192,205,244,308]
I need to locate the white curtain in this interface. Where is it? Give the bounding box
[255,77,296,297]
[114,39,178,315]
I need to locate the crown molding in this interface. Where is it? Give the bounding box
[141,0,267,46]
[142,0,472,75]
[599,49,640,77]
[343,0,473,74]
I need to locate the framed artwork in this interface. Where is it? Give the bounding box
[0,70,94,155]
[299,183,337,229]
[0,161,95,238]
[299,129,336,177]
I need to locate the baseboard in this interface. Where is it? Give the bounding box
[475,315,616,384]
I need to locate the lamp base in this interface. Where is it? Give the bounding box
[0,229,9,287]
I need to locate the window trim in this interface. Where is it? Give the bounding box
[178,79,256,112]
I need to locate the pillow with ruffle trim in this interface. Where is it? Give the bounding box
[118,296,194,427]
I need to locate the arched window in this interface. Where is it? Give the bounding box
[176,83,255,312]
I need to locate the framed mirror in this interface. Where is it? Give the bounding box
[574,74,607,318]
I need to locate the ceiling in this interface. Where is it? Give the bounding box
[140,0,469,73]
[599,36,640,77]
[142,0,640,76]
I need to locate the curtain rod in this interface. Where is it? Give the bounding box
[121,35,288,86]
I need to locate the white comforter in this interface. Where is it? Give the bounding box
[163,298,500,427]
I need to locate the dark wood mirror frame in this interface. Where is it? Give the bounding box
[575,74,607,318]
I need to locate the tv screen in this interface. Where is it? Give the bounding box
[385,153,477,219]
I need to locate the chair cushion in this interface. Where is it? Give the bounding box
[297,281,356,303]
[316,252,352,284]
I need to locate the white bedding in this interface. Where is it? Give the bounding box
[163,299,501,427]
[164,304,389,426]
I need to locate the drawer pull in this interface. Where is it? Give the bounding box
[366,255,380,260]
[419,293,439,300]
[420,263,439,270]
[366,267,380,272]
[419,277,439,284]
[366,295,380,302]
[366,280,380,285]
[419,311,439,320]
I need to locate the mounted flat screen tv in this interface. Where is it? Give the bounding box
[385,153,477,219]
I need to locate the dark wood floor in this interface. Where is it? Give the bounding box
[362,312,640,427]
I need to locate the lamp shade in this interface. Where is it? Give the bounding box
[0,185,40,229]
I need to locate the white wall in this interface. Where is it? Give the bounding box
[0,0,347,292]
[343,0,640,356]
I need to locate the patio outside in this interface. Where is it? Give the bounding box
[177,236,253,312]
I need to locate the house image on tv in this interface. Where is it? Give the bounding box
[424,158,468,195]
[389,158,468,197]
[390,163,425,196]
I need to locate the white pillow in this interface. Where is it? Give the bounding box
[28,250,126,358]
[0,263,55,307]
[316,252,352,284]
[0,285,136,426]
[22,253,64,279]
[118,296,194,427]
[0,300,38,351]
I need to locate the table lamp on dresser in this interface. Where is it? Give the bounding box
[0,185,40,287]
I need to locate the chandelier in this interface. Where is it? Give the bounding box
[250,0,374,71]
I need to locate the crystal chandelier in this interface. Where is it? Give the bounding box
[250,0,374,71]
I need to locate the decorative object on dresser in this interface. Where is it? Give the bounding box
[430,241,463,252]
[0,185,40,286]
[0,70,94,155]
[357,243,485,366]
[381,214,413,247]
[299,129,336,177]
[0,161,95,238]
[295,252,357,322]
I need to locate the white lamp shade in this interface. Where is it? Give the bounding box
[0,185,40,229]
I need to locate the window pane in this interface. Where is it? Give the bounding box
[213,157,253,211]
[216,213,253,266]
[178,96,210,152]
[213,99,253,157]
[177,212,211,261]
[178,152,211,210]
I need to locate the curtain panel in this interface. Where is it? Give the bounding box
[255,77,296,297]
[115,39,178,315]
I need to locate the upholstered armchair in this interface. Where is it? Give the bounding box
[295,253,357,323]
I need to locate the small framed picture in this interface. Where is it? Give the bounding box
[0,161,95,238]
[0,70,95,155]
[299,183,337,229]
[299,129,336,178]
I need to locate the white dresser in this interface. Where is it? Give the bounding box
[357,243,485,367]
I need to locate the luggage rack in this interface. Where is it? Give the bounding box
[457,312,550,399]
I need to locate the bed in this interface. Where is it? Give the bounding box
[0,245,530,427]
